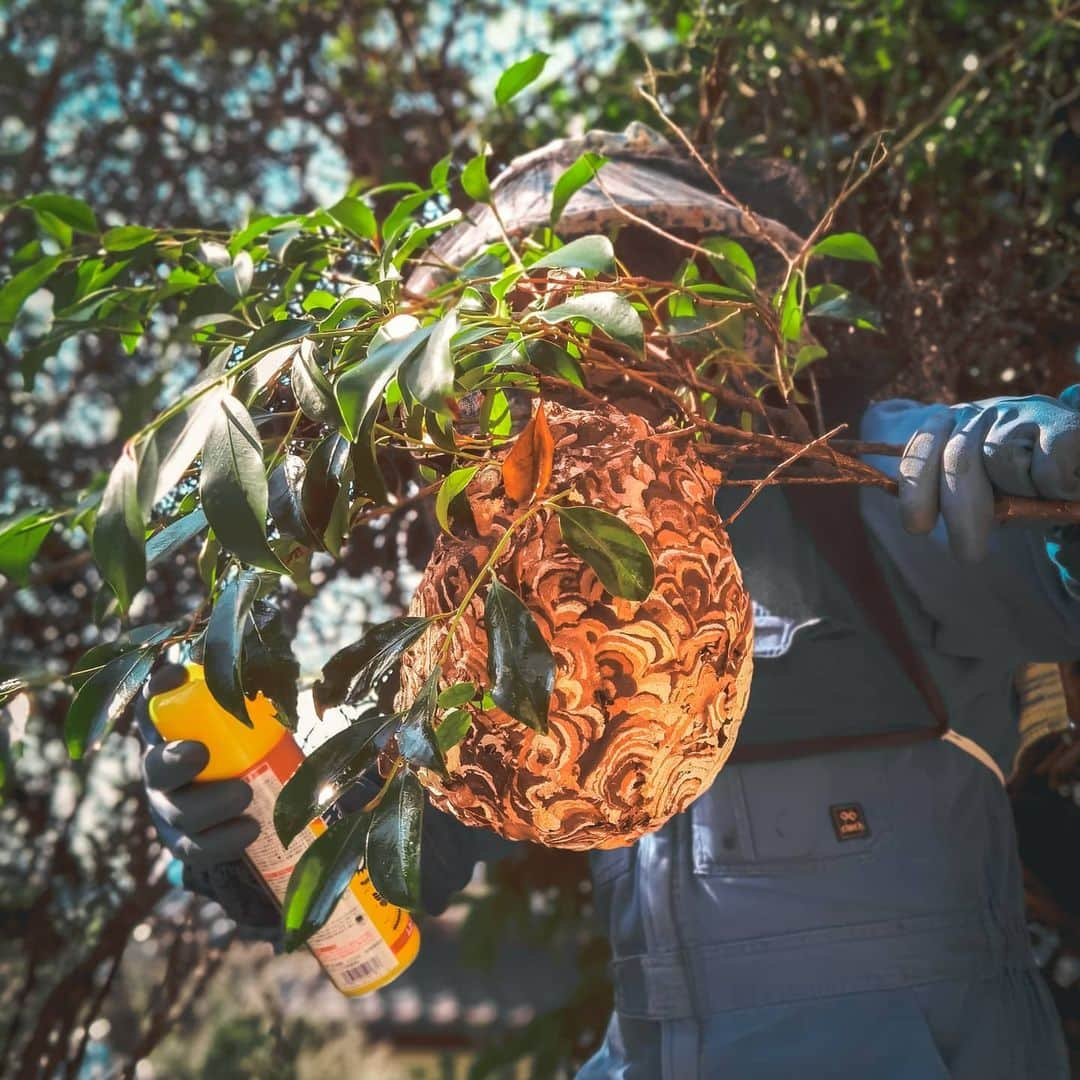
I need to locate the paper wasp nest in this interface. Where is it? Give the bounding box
[398,404,753,850]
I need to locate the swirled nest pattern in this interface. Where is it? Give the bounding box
[397,404,753,850]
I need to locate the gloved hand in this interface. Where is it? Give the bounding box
[140,666,260,869]
[897,387,1080,561]
[140,664,506,916]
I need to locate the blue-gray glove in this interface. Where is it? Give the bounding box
[897,387,1080,562]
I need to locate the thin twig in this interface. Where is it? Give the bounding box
[724,424,848,525]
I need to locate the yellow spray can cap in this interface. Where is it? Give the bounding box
[148,662,289,781]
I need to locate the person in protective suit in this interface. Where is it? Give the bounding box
[141,129,1080,1078]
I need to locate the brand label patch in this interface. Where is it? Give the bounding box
[830,803,870,842]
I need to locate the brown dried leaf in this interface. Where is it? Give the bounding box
[502,400,554,504]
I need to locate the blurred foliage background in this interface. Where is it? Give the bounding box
[1,1,1076,1076]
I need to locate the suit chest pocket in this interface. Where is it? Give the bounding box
[690,754,889,876]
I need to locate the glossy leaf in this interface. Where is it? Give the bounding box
[366,769,423,910]
[484,580,554,733]
[530,291,643,355]
[148,384,227,504]
[812,232,881,266]
[494,52,549,105]
[435,708,472,753]
[200,396,285,573]
[268,455,321,547]
[396,666,446,776]
[301,432,350,544]
[531,235,615,275]
[435,465,479,535]
[0,510,55,586]
[215,251,253,298]
[550,152,606,226]
[401,311,457,413]
[290,342,342,426]
[334,318,428,440]
[778,277,802,342]
[328,195,377,241]
[275,711,396,845]
[204,569,260,725]
[242,600,300,729]
[0,254,63,343]
[502,400,554,504]
[555,505,654,601]
[22,194,98,234]
[438,682,476,709]
[283,810,373,950]
[102,225,156,252]
[244,318,314,361]
[146,508,209,566]
[92,443,146,612]
[807,285,883,331]
[65,637,168,757]
[312,616,436,717]
[792,344,829,376]
[461,151,492,204]
[701,237,757,290]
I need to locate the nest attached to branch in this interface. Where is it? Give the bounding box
[397,403,753,850]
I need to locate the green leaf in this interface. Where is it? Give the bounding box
[525,340,584,388]
[65,640,166,757]
[531,235,615,275]
[328,196,377,241]
[205,569,260,725]
[242,600,300,728]
[147,384,228,504]
[430,154,452,193]
[792,344,829,376]
[461,151,492,204]
[401,311,457,414]
[200,396,285,573]
[146,508,209,566]
[438,681,476,709]
[701,237,757,289]
[92,444,146,612]
[778,277,802,342]
[102,225,157,252]
[811,232,881,266]
[244,317,314,361]
[484,580,554,733]
[321,284,382,330]
[435,708,472,753]
[366,769,424,910]
[215,252,254,299]
[334,318,429,440]
[435,465,479,535]
[396,667,446,776]
[0,254,63,343]
[290,342,342,426]
[23,194,98,234]
[282,810,373,950]
[301,432,350,544]
[550,152,606,227]
[350,424,389,505]
[555,505,654,601]
[0,510,55,586]
[807,285,883,331]
[275,713,396,845]
[312,616,436,717]
[268,455,321,547]
[494,51,549,105]
[529,291,643,355]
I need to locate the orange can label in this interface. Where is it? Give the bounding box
[241,734,418,995]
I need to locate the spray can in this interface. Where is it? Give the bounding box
[148,662,420,995]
